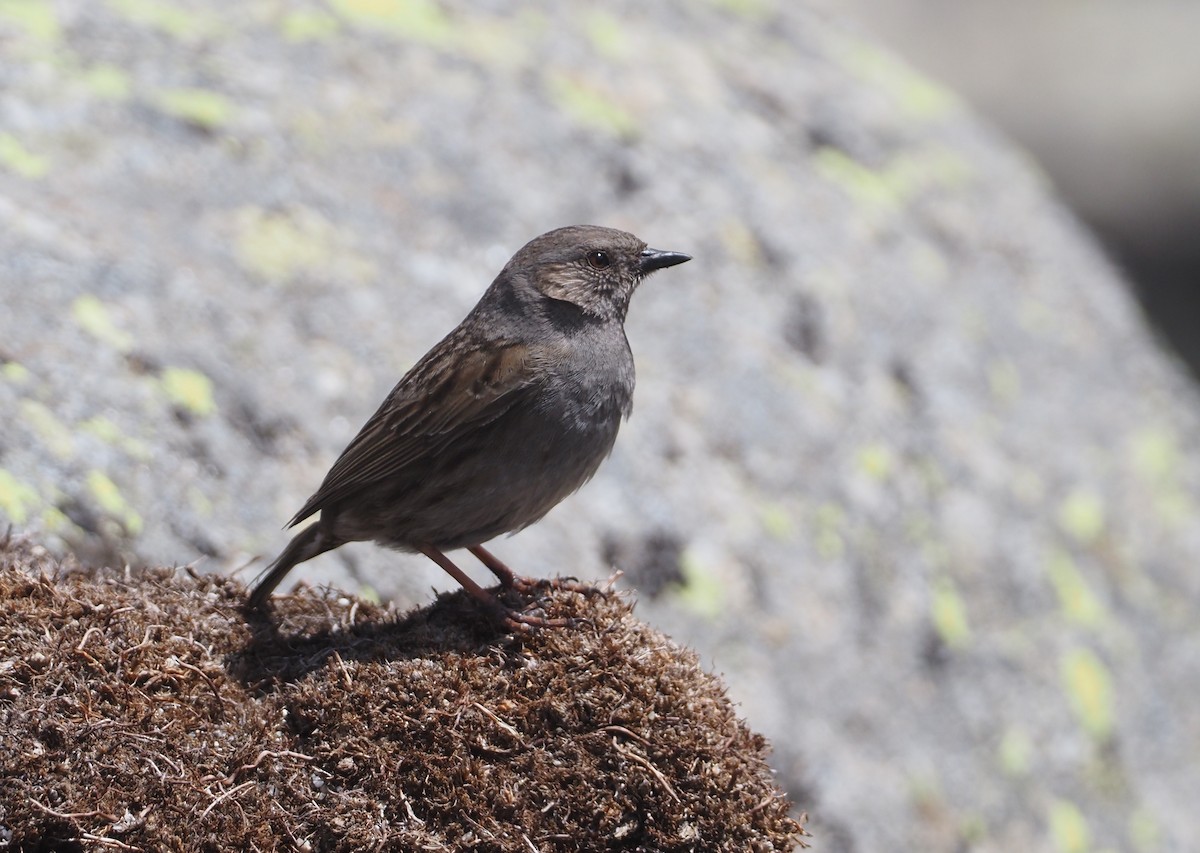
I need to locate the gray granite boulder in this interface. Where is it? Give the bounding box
[2,2,1197,850]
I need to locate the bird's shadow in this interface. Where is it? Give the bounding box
[225,586,544,692]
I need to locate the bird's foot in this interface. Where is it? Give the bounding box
[496,604,574,633]
[467,545,607,599]
[489,582,581,632]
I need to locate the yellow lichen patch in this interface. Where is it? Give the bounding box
[232,205,375,285]
[2,361,31,383]
[547,73,637,138]
[327,0,450,44]
[812,502,845,561]
[1046,550,1105,628]
[19,401,75,459]
[1061,647,1115,740]
[356,584,382,606]
[234,206,332,281]
[997,726,1032,777]
[676,551,724,620]
[1127,425,1196,524]
[1048,799,1091,853]
[931,576,971,649]
[81,415,150,459]
[583,11,627,60]
[86,470,144,535]
[71,294,133,351]
[0,0,60,41]
[0,132,49,179]
[856,443,893,480]
[706,0,774,20]
[0,469,39,525]
[838,38,960,121]
[39,504,69,533]
[106,0,214,39]
[81,414,127,445]
[759,502,794,541]
[80,64,131,100]
[813,148,896,212]
[1130,425,1179,483]
[1057,488,1105,545]
[155,88,234,131]
[281,9,340,41]
[814,146,970,215]
[160,367,217,417]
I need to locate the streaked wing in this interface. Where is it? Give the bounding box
[287,336,537,527]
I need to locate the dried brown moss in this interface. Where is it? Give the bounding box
[0,535,806,851]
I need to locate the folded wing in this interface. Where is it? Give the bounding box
[287,337,537,528]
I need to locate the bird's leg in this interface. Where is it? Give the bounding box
[467,544,602,597]
[467,544,522,587]
[418,544,569,630]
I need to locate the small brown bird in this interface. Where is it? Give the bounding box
[247,225,690,626]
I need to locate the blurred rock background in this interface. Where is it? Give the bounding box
[830,0,1200,374]
[2,1,1199,851]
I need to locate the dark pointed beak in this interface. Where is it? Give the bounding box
[639,247,691,274]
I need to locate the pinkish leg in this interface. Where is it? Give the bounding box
[468,544,601,596]
[419,544,570,630]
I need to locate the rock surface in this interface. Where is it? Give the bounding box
[1,1,1198,850]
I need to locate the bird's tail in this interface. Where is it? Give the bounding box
[246,523,339,611]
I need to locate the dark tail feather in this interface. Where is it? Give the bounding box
[246,524,339,610]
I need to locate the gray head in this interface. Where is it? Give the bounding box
[498,225,691,322]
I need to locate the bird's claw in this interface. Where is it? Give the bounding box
[499,608,575,632]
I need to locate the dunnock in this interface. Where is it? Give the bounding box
[247,225,690,626]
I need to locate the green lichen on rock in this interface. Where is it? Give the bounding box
[86,469,144,535]
[547,73,637,138]
[155,87,235,131]
[676,550,726,621]
[0,0,59,42]
[1048,799,1092,853]
[19,400,74,459]
[232,205,375,285]
[107,0,216,39]
[280,9,340,42]
[1046,551,1105,629]
[0,469,39,525]
[931,576,971,649]
[160,366,217,417]
[71,295,133,351]
[0,132,49,179]
[79,63,132,99]
[1061,647,1115,741]
[1057,489,1106,545]
[327,0,451,44]
[837,38,961,122]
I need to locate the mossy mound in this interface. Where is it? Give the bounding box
[0,535,805,851]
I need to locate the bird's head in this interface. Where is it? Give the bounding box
[503,225,690,323]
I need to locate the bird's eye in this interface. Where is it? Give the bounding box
[587,251,611,270]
